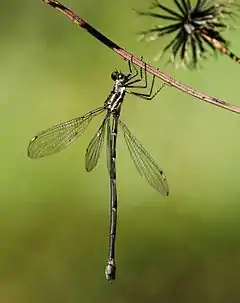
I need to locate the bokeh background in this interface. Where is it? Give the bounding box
[1,0,240,302]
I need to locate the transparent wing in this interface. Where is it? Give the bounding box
[119,120,169,196]
[28,107,105,159]
[85,115,109,172]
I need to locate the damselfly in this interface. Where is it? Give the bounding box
[28,60,169,281]
[42,0,240,114]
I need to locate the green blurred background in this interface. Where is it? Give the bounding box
[1,0,240,302]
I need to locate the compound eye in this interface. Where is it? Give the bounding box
[111,71,118,81]
[119,73,125,80]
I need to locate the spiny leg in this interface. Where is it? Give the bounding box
[132,82,165,100]
[127,57,148,88]
[130,81,165,100]
[126,56,139,81]
[128,72,166,100]
[129,72,155,97]
[126,57,155,92]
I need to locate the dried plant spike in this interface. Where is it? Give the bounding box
[136,0,240,69]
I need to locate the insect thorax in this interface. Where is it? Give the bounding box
[105,82,126,113]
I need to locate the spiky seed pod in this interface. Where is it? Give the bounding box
[135,0,240,69]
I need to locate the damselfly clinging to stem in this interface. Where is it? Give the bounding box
[28,59,169,281]
[41,0,240,114]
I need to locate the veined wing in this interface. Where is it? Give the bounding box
[119,120,169,196]
[85,114,109,172]
[28,107,105,159]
